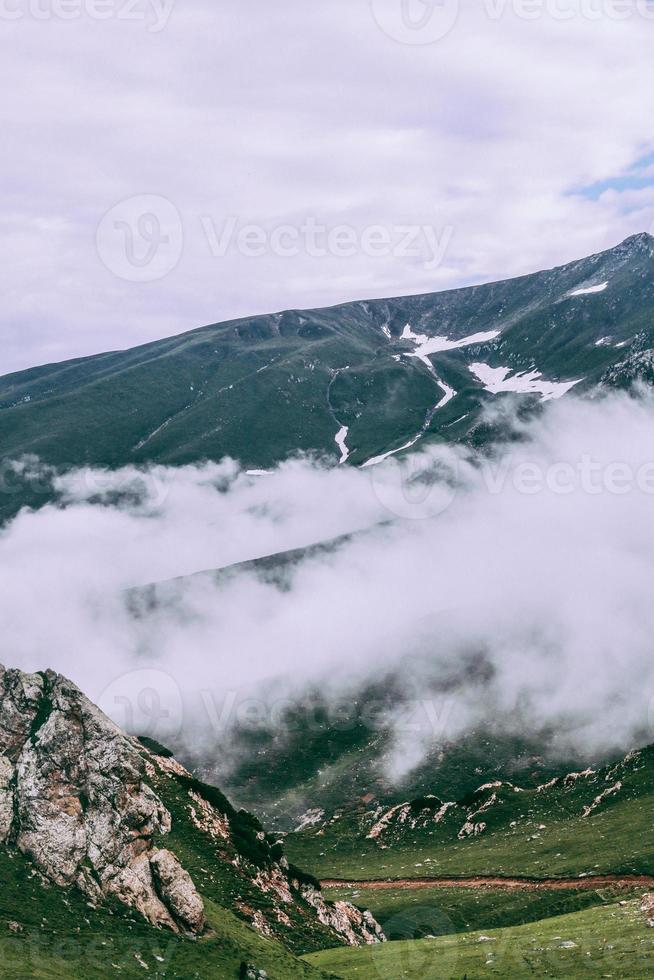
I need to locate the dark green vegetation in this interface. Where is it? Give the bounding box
[323,883,631,940]
[145,760,329,954]
[286,745,654,881]
[0,741,371,979]
[0,849,325,980]
[305,899,654,978]
[214,715,599,833]
[1,234,653,523]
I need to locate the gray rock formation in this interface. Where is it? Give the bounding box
[0,663,385,949]
[0,664,204,934]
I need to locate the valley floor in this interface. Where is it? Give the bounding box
[305,898,654,978]
[322,874,654,891]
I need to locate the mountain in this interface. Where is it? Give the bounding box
[0,664,384,978]
[1,233,653,523]
[294,744,654,976]
[286,743,654,883]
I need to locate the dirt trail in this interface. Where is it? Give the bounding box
[322,874,654,892]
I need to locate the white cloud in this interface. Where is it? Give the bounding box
[4,391,654,781]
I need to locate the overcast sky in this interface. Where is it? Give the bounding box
[2,0,654,374]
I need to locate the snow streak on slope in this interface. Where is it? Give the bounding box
[358,324,479,464]
[469,363,583,401]
[361,434,423,468]
[434,376,456,409]
[401,325,500,371]
[362,375,455,467]
[568,282,609,297]
[335,426,350,464]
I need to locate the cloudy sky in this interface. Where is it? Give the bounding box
[2,0,654,374]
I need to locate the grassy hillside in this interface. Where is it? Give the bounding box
[305,898,654,978]
[1,234,653,524]
[0,734,385,980]
[199,704,586,831]
[286,746,654,881]
[322,883,634,940]
[0,850,327,979]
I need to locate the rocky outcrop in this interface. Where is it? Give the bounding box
[0,665,204,934]
[581,781,622,818]
[173,755,385,947]
[1,664,385,950]
[150,848,206,932]
[0,755,13,840]
[367,797,458,842]
[300,885,385,946]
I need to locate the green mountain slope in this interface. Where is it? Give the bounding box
[1,234,653,525]
[285,744,654,881]
[0,845,326,980]
[0,666,385,979]
[305,899,654,979]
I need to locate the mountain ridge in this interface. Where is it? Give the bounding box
[4,231,653,380]
[0,232,652,507]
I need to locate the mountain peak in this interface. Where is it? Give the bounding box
[614,231,654,253]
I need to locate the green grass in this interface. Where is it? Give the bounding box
[322,884,633,941]
[288,791,654,881]
[222,719,584,832]
[286,747,654,881]
[0,851,327,979]
[0,745,365,979]
[305,899,654,978]
[148,761,335,956]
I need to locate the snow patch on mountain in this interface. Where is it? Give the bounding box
[401,324,500,371]
[361,434,422,468]
[469,363,582,401]
[435,376,456,408]
[361,372,456,468]
[569,282,609,297]
[335,426,350,464]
